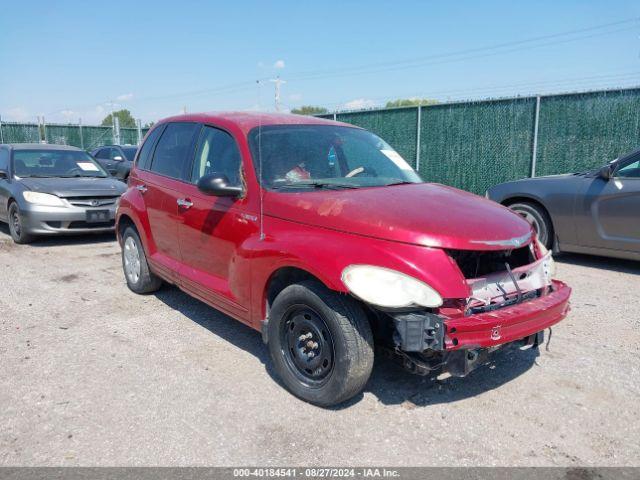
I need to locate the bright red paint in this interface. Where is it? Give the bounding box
[116,112,570,348]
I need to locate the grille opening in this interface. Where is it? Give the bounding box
[65,196,119,207]
[68,220,115,229]
[448,245,535,279]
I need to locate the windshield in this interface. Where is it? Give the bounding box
[121,146,138,161]
[12,149,108,178]
[248,125,422,190]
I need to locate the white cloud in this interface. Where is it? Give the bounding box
[273,59,285,69]
[60,109,76,119]
[4,107,30,122]
[289,93,303,101]
[341,98,376,111]
[116,93,134,101]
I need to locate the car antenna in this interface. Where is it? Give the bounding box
[257,78,265,241]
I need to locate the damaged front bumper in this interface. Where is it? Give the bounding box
[387,279,571,376]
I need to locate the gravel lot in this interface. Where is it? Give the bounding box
[1,224,639,467]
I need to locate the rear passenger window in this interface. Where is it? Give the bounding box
[149,123,200,180]
[95,148,110,159]
[136,126,165,170]
[191,126,242,186]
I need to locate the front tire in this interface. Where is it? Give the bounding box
[267,281,374,407]
[509,202,554,249]
[121,226,162,294]
[8,202,35,244]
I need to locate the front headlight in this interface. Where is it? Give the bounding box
[341,265,443,308]
[22,191,65,207]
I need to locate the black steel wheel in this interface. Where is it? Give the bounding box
[280,305,335,386]
[267,280,374,407]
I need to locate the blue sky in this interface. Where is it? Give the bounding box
[1,0,639,124]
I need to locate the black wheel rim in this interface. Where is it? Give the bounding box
[10,209,21,237]
[279,305,335,387]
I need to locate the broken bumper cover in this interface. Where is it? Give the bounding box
[445,280,571,350]
[391,279,571,353]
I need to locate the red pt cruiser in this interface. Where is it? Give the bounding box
[116,112,571,406]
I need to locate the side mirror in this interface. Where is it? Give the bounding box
[0,169,8,179]
[113,155,123,161]
[197,173,242,197]
[598,164,613,180]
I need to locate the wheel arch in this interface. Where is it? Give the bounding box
[501,196,556,247]
[116,213,138,245]
[264,266,331,316]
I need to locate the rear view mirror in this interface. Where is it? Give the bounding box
[197,173,242,197]
[598,164,613,180]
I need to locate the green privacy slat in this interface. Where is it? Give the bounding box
[120,128,139,145]
[1,122,40,143]
[336,108,419,168]
[419,98,535,194]
[535,88,640,176]
[45,124,82,147]
[81,126,115,150]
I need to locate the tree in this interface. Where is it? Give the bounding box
[101,109,137,128]
[385,98,438,108]
[291,105,328,115]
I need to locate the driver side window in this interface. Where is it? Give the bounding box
[616,155,640,179]
[191,126,242,186]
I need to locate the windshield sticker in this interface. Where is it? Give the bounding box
[77,162,100,172]
[381,149,412,171]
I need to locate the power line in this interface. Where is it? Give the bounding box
[317,71,640,110]
[288,24,639,82]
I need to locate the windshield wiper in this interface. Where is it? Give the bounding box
[384,180,415,186]
[19,174,57,178]
[272,180,359,190]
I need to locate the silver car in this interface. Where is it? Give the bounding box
[0,143,127,244]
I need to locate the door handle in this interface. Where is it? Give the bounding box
[136,184,148,193]
[177,198,193,209]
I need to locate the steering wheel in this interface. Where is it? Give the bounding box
[66,167,83,176]
[344,166,367,178]
[345,166,373,178]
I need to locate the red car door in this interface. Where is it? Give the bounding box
[177,125,257,323]
[134,122,201,279]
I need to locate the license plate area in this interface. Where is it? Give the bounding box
[86,209,110,223]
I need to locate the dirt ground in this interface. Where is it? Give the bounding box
[0,225,638,466]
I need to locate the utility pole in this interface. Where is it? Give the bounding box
[107,100,117,143]
[269,76,286,111]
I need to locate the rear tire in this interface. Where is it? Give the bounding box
[8,202,35,244]
[267,281,374,407]
[121,226,162,294]
[509,201,554,249]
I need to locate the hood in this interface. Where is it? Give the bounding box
[265,183,534,250]
[18,177,126,198]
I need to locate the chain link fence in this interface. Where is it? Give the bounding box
[321,86,640,194]
[0,119,149,151]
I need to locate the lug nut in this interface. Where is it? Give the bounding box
[307,352,316,358]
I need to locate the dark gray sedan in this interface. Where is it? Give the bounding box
[487,148,640,261]
[90,145,138,181]
[0,144,126,244]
